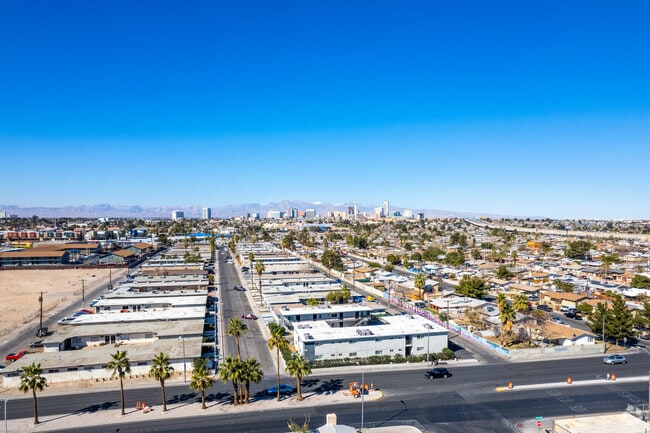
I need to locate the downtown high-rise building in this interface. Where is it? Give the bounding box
[202,207,212,220]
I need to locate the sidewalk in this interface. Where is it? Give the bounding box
[5,375,385,433]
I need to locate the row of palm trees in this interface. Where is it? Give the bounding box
[18,349,214,425]
[225,317,312,402]
[19,319,313,424]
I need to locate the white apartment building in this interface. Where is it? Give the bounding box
[294,314,448,363]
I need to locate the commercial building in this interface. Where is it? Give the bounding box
[202,207,211,220]
[171,210,185,220]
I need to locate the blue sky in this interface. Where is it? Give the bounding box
[1,1,649,219]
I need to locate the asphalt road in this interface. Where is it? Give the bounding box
[216,247,276,377]
[6,352,650,432]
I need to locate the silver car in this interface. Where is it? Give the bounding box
[603,355,627,365]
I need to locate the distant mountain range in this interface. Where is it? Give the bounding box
[0,202,509,219]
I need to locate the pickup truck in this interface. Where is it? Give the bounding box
[6,349,26,362]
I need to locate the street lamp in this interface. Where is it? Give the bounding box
[425,324,433,365]
[178,336,187,382]
[4,399,8,433]
[602,314,606,354]
[356,362,365,431]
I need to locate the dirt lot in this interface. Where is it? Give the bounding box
[0,268,125,343]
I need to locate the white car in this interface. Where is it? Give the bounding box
[57,317,76,325]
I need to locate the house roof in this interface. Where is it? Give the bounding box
[1,250,68,258]
[111,249,136,258]
[541,291,587,302]
[545,322,595,340]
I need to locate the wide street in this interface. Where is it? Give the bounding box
[4,352,650,432]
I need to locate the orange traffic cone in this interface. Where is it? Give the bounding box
[567,377,572,384]
[508,381,513,389]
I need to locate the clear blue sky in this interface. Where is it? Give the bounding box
[1,1,649,219]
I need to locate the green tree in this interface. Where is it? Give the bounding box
[286,354,312,401]
[498,303,516,346]
[282,233,296,251]
[209,233,216,255]
[19,362,47,425]
[226,317,249,361]
[255,260,266,306]
[106,350,131,415]
[631,274,650,289]
[510,251,518,268]
[495,265,513,280]
[554,280,575,293]
[242,358,264,404]
[410,251,422,261]
[149,352,174,412]
[608,295,634,345]
[268,325,289,402]
[512,293,529,312]
[414,272,427,301]
[444,251,465,267]
[577,302,593,316]
[190,358,214,409]
[321,249,344,271]
[456,276,488,299]
[386,254,401,265]
[218,356,242,405]
[288,416,311,433]
[588,302,612,350]
[449,232,467,246]
[422,246,444,262]
[601,253,621,280]
[565,240,593,259]
[306,298,319,306]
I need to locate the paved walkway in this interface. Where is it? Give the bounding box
[5,376,386,433]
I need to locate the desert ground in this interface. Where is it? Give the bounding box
[0,268,127,346]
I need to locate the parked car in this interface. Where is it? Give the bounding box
[6,350,26,362]
[267,384,293,395]
[78,309,94,314]
[424,368,451,379]
[564,311,581,320]
[603,355,627,365]
[537,304,552,312]
[57,317,76,325]
[29,340,44,348]
[241,314,258,320]
[35,327,50,337]
[551,316,565,324]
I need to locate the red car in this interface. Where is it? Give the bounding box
[6,350,26,362]
[241,314,258,320]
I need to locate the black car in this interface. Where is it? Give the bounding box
[424,368,451,379]
[564,311,581,320]
[537,304,552,312]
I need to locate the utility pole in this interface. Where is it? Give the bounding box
[81,279,85,308]
[38,292,43,333]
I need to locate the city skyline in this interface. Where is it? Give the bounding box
[1,2,649,219]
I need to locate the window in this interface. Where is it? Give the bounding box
[349,352,357,357]
[375,350,383,355]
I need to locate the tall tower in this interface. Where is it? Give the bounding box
[383,201,390,218]
[202,207,212,220]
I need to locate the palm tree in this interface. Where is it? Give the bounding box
[106,350,131,415]
[496,293,507,310]
[414,272,427,301]
[268,325,289,401]
[511,251,518,268]
[226,317,248,361]
[190,358,215,409]
[248,252,255,285]
[512,293,529,313]
[149,352,174,412]
[499,304,516,346]
[242,358,264,404]
[285,354,312,401]
[218,356,242,405]
[255,260,265,306]
[288,416,311,433]
[19,362,47,425]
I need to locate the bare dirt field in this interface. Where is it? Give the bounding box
[0,268,126,345]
